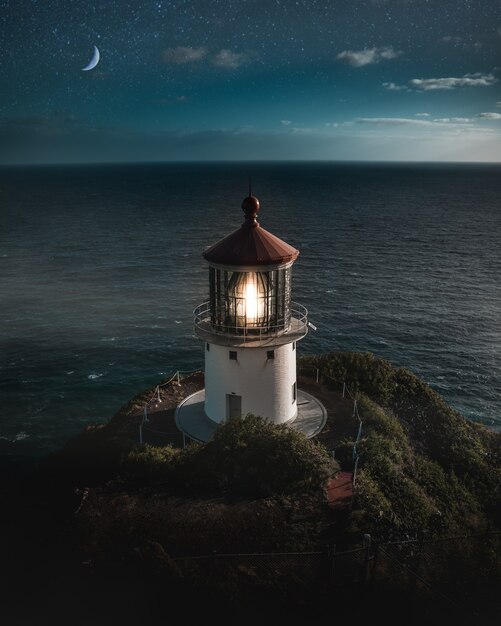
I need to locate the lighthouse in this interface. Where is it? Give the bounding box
[176,192,326,442]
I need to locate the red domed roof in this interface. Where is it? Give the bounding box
[203,195,299,267]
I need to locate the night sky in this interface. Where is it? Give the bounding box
[1,0,500,164]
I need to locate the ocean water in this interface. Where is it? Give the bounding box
[1,162,500,465]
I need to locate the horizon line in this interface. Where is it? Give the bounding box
[1,158,500,168]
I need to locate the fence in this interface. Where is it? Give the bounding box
[174,549,327,586]
[138,367,203,447]
[173,544,370,590]
[298,366,363,485]
[170,531,500,617]
[139,365,364,482]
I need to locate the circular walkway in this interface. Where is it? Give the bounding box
[175,389,327,443]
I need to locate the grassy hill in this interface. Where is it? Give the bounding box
[18,351,500,624]
[299,351,500,539]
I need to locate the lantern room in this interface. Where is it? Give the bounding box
[208,264,291,334]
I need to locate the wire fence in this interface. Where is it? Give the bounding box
[138,367,203,448]
[298,366,363,484]
[174,549,327,586]
[139,364,365,480]
[133,365,499,614]
[372,530,501,617]
[170,530,500,616]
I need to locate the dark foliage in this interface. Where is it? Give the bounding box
[299,351,501,537]
[123,414,338,498]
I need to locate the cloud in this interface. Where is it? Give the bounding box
[441,35,462,44]
[336,46,401,67]
[409,73,497,90]
[477,112,501,119]
[162,46,207,64]
[281,120,292,126]
[152,96,190,105]
[415,113,430,117]
[2,115,500,165]
[161,46,247,69]
[357,117,437,126]
[356,117,472,128]
[325,122,354,128]
[496,102,501,107]
[212,49,247,69]
[382,82,408,91]
[433,117,470,123]
[0,112,83,132]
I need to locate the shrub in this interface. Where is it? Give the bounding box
[188,414,339,497]
[123,415,338,499]
[122,444,181,482]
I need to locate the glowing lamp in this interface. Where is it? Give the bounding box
[229,271,268,329]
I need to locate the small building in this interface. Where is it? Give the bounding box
[176,192,326,442]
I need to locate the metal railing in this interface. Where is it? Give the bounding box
[193,300,308,345]
[139,368,203,447]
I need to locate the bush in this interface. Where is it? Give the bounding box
[194,414,338,497]
[301,351,396,404]
[122,444,181,482]
[123,415,338,499]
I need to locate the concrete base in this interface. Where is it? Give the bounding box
[175,389,327,443]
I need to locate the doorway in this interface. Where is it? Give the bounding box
[226,394,242,420]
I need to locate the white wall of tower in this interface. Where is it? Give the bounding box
[204,341,297,425]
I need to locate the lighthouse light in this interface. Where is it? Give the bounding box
[209,265,292,334]
[232,271,267,328]
[243,273,261,323]
[244,278,258,319]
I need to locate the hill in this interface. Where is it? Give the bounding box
[3,352,500,624]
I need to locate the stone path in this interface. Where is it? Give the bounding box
[325,472,353,510]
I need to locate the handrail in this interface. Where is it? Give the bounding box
[138,367,203,445]
[193,300,308,344]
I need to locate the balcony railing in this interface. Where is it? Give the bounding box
[193,301,308,347]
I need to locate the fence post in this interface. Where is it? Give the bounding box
[353,455,359,486]
[139,423,143,444]
[176,370,180,383]
[362,534,371,593]
[356,420,363,443]
[327,543,336,585]
[409,530,427,599]
[369,541,379,596]
[316,368,319,383]
[157,385,161,403]
[143,404,148,423]
[342,382,346,398]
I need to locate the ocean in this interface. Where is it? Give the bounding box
[1,162,500,466]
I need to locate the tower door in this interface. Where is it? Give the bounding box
[227,394,242,420]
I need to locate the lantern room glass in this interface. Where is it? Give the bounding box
[209,266,292,333]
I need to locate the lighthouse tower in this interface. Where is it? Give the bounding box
[176,192,326,442]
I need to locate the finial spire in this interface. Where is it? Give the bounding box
[241,184,260,227]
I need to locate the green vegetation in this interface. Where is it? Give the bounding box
[299,351,501,538]
[36,351,500,622]
[123,414,338,498]
[79,415,339,561]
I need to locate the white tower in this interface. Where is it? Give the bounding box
[176,192,326,441]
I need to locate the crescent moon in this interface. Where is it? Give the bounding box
[82,46,100,71]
